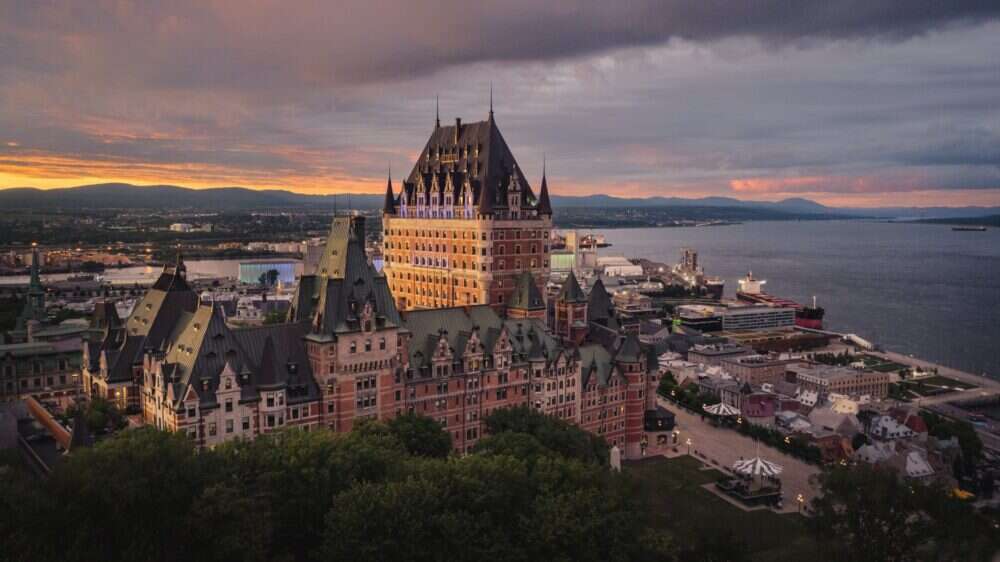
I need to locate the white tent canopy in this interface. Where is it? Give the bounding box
[732,456,783,477]
[702,402,741,417]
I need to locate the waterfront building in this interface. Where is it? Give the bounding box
[790,363,890,400]
[2,245,87,404]
[687,342,752,367]
[381,109,552,311]
[721,304,796,331]
[721,354,788,386]
[238,261,298,285]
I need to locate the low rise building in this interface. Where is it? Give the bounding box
[791,363,890,400]
[687,342,751,366]
[720,304,795,331]
[720,354,787,386]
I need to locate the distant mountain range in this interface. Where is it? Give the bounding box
[1,183,996,219]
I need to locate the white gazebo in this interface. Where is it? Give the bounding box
[702,402,741,417]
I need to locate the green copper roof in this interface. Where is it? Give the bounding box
[557,270,586,303]
[508,271,545,311]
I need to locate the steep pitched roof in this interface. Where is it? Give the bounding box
[579,344,622,388]
[290,216,401,337]
[254,337,283,390]
[89,300,122,334]
[587,278,614,322]
[157,304,318,408]
[401,116,540,216]
[400,306,558,373]
[614,334,642,363]
[557,270,586,303]
[508,271,545,311]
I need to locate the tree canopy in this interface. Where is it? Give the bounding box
[0,411,675,562]
[810,464,997,562]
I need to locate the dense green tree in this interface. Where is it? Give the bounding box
[811,464,997,562]
[0,417,684,562]
[386,412,452,458]
[65,397,127,434]
[47,428,214,562]
[921,411,983,463]
[483,405,608,465]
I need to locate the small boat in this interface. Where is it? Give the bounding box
[952,226,987,232]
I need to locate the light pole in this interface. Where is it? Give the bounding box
[796,493,805,513]
[685,437,692,456]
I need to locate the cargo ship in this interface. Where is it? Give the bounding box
[952,226,987,232]
[735,271,825,329]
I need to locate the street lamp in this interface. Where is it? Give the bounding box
[784,436,791,445]
[796,493,805,513]
[685,437,692,455]
[672,430,679,445]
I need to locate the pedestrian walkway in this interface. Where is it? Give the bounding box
[656,396,821,514]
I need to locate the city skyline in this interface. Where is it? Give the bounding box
[2,2,1000,207]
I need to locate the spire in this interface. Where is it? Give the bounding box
[29,242,41,290]
[435,95,440,129]
[383,170,396,215]
[537,158,552,216]
[174,246,186,278]
[489,82,494,120]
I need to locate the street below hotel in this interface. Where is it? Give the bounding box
[656,397,822,513]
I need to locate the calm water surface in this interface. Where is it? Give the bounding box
[596,221,1000,379]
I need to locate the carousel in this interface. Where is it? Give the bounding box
[702,402,741,417]
[715,445,784,507]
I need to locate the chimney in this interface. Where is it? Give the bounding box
[351,215,366,241]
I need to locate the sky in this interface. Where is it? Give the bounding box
[1,1,999,208]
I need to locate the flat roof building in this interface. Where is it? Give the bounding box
[790,363,890,400]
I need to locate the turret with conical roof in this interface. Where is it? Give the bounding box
[554,271,588,344]
[557,270,586,303]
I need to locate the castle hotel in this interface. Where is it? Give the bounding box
[381,106,552,310]
[81,109,664,457]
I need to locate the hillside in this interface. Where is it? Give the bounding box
[0,183,996,219]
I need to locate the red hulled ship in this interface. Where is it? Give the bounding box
[735,271,825,329]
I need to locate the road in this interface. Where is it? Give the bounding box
[869,350,1000,392]
[656,397,822,513]
[869,350,1000,452]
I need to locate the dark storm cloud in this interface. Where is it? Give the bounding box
[1,1,999,203]
[3,1,999,91]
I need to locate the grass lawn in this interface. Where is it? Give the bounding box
[870,361,907,372]
[628,456,817,562]
[899,382,951,397]
[911,375,976,390]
